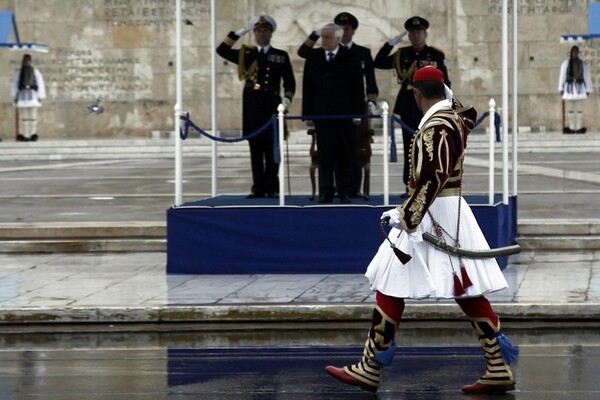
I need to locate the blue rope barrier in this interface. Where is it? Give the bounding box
[474,111,502,142]
[181,112,380,164]
[180,112,276,142]
[388,115,416,163]
[285,113,381,121]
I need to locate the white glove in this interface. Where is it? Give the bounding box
[314,28,322,37]
[235,25,252,36]
[388,31,407,46]
[368,101,377,115]
[282,96,292,110]
[381,208,402,229]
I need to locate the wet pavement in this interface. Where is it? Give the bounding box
[0,133,599,323]
[0,327,599,399]
[0,133,599,397]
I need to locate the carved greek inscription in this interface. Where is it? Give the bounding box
[488,0,591,15]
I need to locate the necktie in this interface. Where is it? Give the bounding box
[327,52,334,62]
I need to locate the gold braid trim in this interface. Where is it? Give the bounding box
[408,180,430,226]
[237,45,259,82]
[393,48,418,86]
[224,36,236,47]
[304,37,317,47]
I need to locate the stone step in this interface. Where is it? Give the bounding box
[0,222,166,253]
[1,133,599,161]
[1,220,598,253]
[516,236,600,251]
[516,219,600,251]
[0,239,166,253]
[0,221,166,239]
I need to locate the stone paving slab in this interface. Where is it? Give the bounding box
[0,136,599,325]
[0,251,597,325]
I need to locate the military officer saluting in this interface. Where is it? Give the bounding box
[374,16,450,194]
[217,15,296,198]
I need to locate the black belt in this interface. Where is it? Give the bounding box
[245,83,279,93]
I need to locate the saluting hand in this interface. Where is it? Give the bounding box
[388,31,408,46]
[235,23,253,37]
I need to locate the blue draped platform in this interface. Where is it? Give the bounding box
[166,194,517,274]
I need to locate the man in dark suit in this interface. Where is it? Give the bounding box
[374,16,450,194]
[217,15,296,198]
[302,23,365,204]
[299,12,378,198]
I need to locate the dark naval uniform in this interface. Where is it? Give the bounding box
[217,32,296,197]
[374,43,449,122]
[374,17,450,186]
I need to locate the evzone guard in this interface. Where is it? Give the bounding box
[325,66,519,394]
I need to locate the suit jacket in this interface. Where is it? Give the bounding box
[299,35,378,103]
[302,45,365,117]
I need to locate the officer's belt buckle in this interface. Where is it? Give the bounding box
[253,83,261,90]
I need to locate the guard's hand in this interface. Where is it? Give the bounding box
[305,120,314,127]
[352,118,361,125]
[368,101,377,115]
[381,208,402,229]
[314,28,322,37]
[235,24,252,37]
[282,96,292,110]
[388,31,408,46]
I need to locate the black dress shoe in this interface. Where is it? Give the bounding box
[563,127,574,134]
[266,193,278,198]
[17,134,28,142]
[30,134,38,141]
[246,193,264,199]
[577,127,587,134]
[318,196,333,204]
[340,195,352,204]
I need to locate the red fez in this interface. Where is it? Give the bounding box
[412,66,444,83]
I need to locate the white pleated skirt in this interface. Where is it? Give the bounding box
[562,82,588,100]
[365,196,508,299]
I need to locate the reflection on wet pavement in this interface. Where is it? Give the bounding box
[0,327,598,399]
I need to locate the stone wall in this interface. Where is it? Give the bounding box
[0,0,597,139]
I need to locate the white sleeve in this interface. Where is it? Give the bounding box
[34,69,46,100]
[10,70,19,99]
[584,62,594,93]
[558,60,567,91]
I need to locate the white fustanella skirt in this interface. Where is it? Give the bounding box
[365,196,508,299]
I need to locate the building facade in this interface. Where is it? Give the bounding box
[0,0,597,139]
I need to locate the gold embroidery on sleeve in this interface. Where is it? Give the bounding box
[423,128,435,161]
[409,180,430,226]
